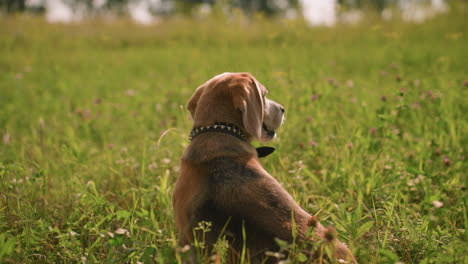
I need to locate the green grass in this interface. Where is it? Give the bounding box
[0,8,467,263]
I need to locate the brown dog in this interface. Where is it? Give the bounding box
[173,73,356,263]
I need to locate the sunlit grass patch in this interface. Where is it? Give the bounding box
[0,10,467,263]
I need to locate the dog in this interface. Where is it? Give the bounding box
[172,72,357,263]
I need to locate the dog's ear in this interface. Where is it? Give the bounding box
[187,85,205,120]
[233,77,264,140]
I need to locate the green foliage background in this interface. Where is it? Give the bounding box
[0,7,467,263]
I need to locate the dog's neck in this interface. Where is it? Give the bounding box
[189,122,246,142]
[189,122,275,158]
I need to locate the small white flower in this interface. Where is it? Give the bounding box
[115,228,129,235]
[181,245,190,253]
[148,162,158,171]
[432,200,443,208]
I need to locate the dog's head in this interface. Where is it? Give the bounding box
[187,72,284,142]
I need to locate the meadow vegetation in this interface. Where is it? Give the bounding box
[0,7,467,263]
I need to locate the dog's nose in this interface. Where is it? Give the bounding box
[280,107,285,113]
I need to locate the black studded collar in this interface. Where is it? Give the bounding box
[189,122,246,142]
[188,122,276,158]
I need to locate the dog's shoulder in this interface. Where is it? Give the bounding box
[203,157,260,186]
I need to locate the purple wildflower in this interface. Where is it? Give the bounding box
[442,156,451,166]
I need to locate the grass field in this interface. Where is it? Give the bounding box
[0,6,467,263]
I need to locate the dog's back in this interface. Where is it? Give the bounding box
[175,134,279,262]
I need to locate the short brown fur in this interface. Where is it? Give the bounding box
[173,73,357,263]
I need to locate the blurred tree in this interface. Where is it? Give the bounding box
[105,0,129,10]
[1,0,26,13]
[236,0,275,15]
[1,0,442,18]
[231,0,299,16]
[339,0,390,11]
[174,0,297,16]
